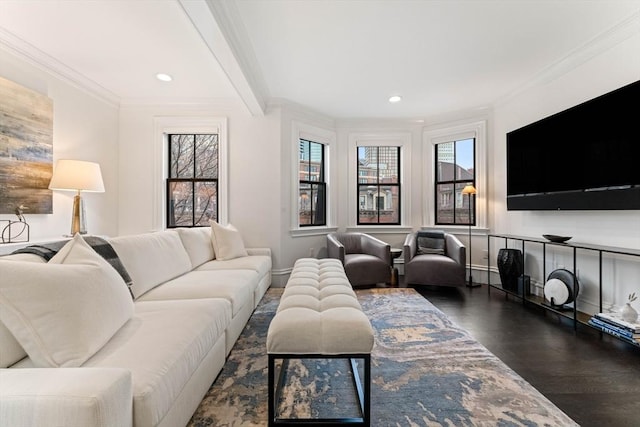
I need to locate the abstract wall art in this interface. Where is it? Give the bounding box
[0,75,53,214]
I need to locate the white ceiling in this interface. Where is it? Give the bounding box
[0,0,638,119]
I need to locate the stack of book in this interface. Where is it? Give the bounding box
[588,312,640,346]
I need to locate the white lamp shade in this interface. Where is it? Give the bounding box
[49,159,105,192]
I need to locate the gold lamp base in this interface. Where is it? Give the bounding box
[70,191,87,235]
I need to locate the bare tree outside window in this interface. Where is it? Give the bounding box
[167,134,218,227]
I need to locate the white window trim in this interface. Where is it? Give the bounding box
[152,116,228,231]
[347,131,412,232]
[423,120,487,229]
[290,121,337,237]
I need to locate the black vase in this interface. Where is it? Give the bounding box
[497,248,523,292]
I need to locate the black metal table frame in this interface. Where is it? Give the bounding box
[267,353,371,426]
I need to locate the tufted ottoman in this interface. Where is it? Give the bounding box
[266,258,374,426]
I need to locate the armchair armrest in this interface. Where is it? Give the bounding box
[445,234,466,266]
[326,233,345,263]
[361,234,391,264]
[0,368,132,427]
[403,233,417,262]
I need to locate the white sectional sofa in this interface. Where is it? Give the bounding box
[0,225,271,427]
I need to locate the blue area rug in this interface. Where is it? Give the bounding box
[188,288,578,426]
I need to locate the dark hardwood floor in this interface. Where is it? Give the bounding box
[401,280,640,427]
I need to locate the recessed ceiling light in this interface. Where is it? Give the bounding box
[388,95,402,103]
[156,73,173,82]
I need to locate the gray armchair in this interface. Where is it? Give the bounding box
[403,231,466,287]
[327,232,391,287]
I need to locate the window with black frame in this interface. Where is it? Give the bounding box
[434,138,475,225]
[357,146,400,225]
[167,134,218,228]
[298,139,326,227]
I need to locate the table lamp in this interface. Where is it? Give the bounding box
[49,159,105,235]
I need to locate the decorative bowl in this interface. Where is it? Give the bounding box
[543,234,572,243]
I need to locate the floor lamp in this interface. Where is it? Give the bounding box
[49,159,105,236]
[462,184,479,288]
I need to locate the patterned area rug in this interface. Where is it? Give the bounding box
[188,288,578,426]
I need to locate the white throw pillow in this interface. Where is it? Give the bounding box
[210,220,248,261]
[0,234,134,367]
[175,226,215,268]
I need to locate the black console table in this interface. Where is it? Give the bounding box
[486,234,640,340]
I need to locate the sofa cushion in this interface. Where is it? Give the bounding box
[109,230,192,299]
[175,226,215,268]
[0,368,133,427]
[210,221,248,261]
[196,255,272,278]
[0,322,25,368]
[0,235,134,367]
[83,298,230,427]
[136,270,257,316]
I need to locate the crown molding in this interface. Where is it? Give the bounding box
[119,96,244,110]
[268,97,335,126]
[495,11,640,107]
[0,27,120,108]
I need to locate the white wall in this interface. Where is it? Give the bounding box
[0,49,120,246]
[491,32,640,313]
[117,102,283,273]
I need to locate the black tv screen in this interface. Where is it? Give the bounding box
[506,79,640,210]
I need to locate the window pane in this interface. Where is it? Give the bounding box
[436,141,454,182]
[309,142,323,182]
[358,184,376,223]
[311,183,326,225]
[299,140,309,180]
[455,138,474,180]
[299,183,312,225]
[194,182,217,226]
[379,184,400,223]
[436,182,454,224]
[170,135,194,178]
[358,146,378,184]
[357,184,399,224]
[168,181,193,227]
[457,181,475,225]
[299,140,310,162]
[195,134,218,179]
[378,147,399,184]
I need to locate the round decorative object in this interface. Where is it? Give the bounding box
[543,234,572,243]
[621,303,638,323]
[544,268,579,306]
[497,248,523,291]
[544,278,569,306]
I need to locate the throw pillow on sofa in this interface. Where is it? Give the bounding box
[175,226,215,268]
[416,230,446,255]
[210,220,248,261]
[0,234,134,367]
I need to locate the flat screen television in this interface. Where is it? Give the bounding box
[506,79,640,211]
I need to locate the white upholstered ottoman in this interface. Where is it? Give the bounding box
[266,258,374,426]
